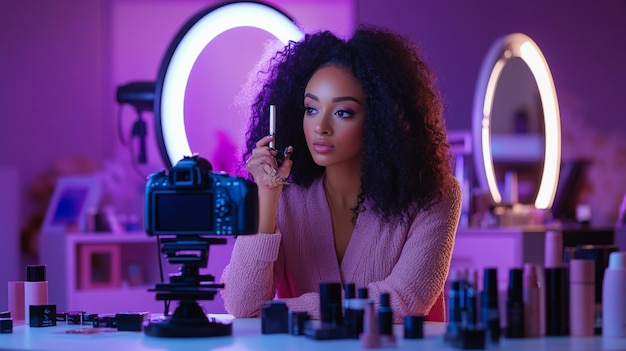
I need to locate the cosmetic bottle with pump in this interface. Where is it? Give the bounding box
[24,265,48,326]
[602,251,626,337]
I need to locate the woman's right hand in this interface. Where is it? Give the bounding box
[245,135,293,190]
[245,135,293,234]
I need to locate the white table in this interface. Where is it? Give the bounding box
[1,316,625,350]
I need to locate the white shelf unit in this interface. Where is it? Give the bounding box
[39,232,235,315]
[38,232,172,314]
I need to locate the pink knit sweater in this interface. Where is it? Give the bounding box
[221,175,461,323]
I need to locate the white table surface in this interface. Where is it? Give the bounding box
[2,315,626,351]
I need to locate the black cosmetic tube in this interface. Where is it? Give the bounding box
[482,268,501,344]
[506,268,525,338]
[320,283,343,326]
[544,267,569,336]
[378,293,393,336]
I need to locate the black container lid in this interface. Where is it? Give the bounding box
[380,292,390,307]
[482,268,499,308]
[344,283,356,299]
[26,265,46,282]
[357,287,369,299]
[507,268,524,301]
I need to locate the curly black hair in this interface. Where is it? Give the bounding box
[241,25,453,221]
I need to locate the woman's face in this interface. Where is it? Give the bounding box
[303,65,366,169]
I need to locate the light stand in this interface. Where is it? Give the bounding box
[144,235,232,337]
[116,81,155,164]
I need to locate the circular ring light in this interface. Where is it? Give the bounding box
[154,1,304,168]
[472,33,561,209]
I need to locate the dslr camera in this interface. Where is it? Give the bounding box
[144,155,258,236]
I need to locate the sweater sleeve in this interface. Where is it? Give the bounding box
[366,178,462,323]
[220,232,282,317]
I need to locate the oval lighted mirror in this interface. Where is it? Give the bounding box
[472,33,561,210]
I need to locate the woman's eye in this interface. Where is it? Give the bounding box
[335,109,354,118]
[304,106,317,115]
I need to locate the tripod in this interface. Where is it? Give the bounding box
[144,235,232,337]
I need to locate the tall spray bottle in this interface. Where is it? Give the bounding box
[602,251,626,337]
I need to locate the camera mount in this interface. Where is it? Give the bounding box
[144,235,233,338]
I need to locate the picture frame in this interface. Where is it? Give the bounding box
[78,244,121,289]
[41,175,103,234]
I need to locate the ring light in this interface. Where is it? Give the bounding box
[472,33,561,210]
[154,1,304,168]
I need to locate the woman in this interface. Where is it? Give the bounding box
[221,25,461,323]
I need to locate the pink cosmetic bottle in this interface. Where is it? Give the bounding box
[544,231,563,268]
[602,252,626,337]
[523,263,541,338]
[24,265,48,326]
[8,281,25,322]
[569,259,595,337]
[360,300,381,348]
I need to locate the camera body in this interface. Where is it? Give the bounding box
[145,155,258,236]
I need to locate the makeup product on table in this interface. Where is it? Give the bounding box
[544,231,568,336]
[378,293,396,347]
[261,301,289,334]
[0,318,12,334]
[576,244,618,334]
[523,263,541,338]
[506,268,524,338]
[7,281,24,322]
[344,283,356,315]
[481,267,501,344]
[320,282,343,326]
[29,305,56,328]
[24,265,48,326]
[446,277,462,342]
[404,315,425,339]
[343,283,363,338]
[360,300,380,348]
[602,251,626,337]
[569,259,595,337]
[304,282,350,340]
[465,269,479,329]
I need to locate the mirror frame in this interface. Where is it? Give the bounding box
[472,33,561,209]
[154,1,304,168]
